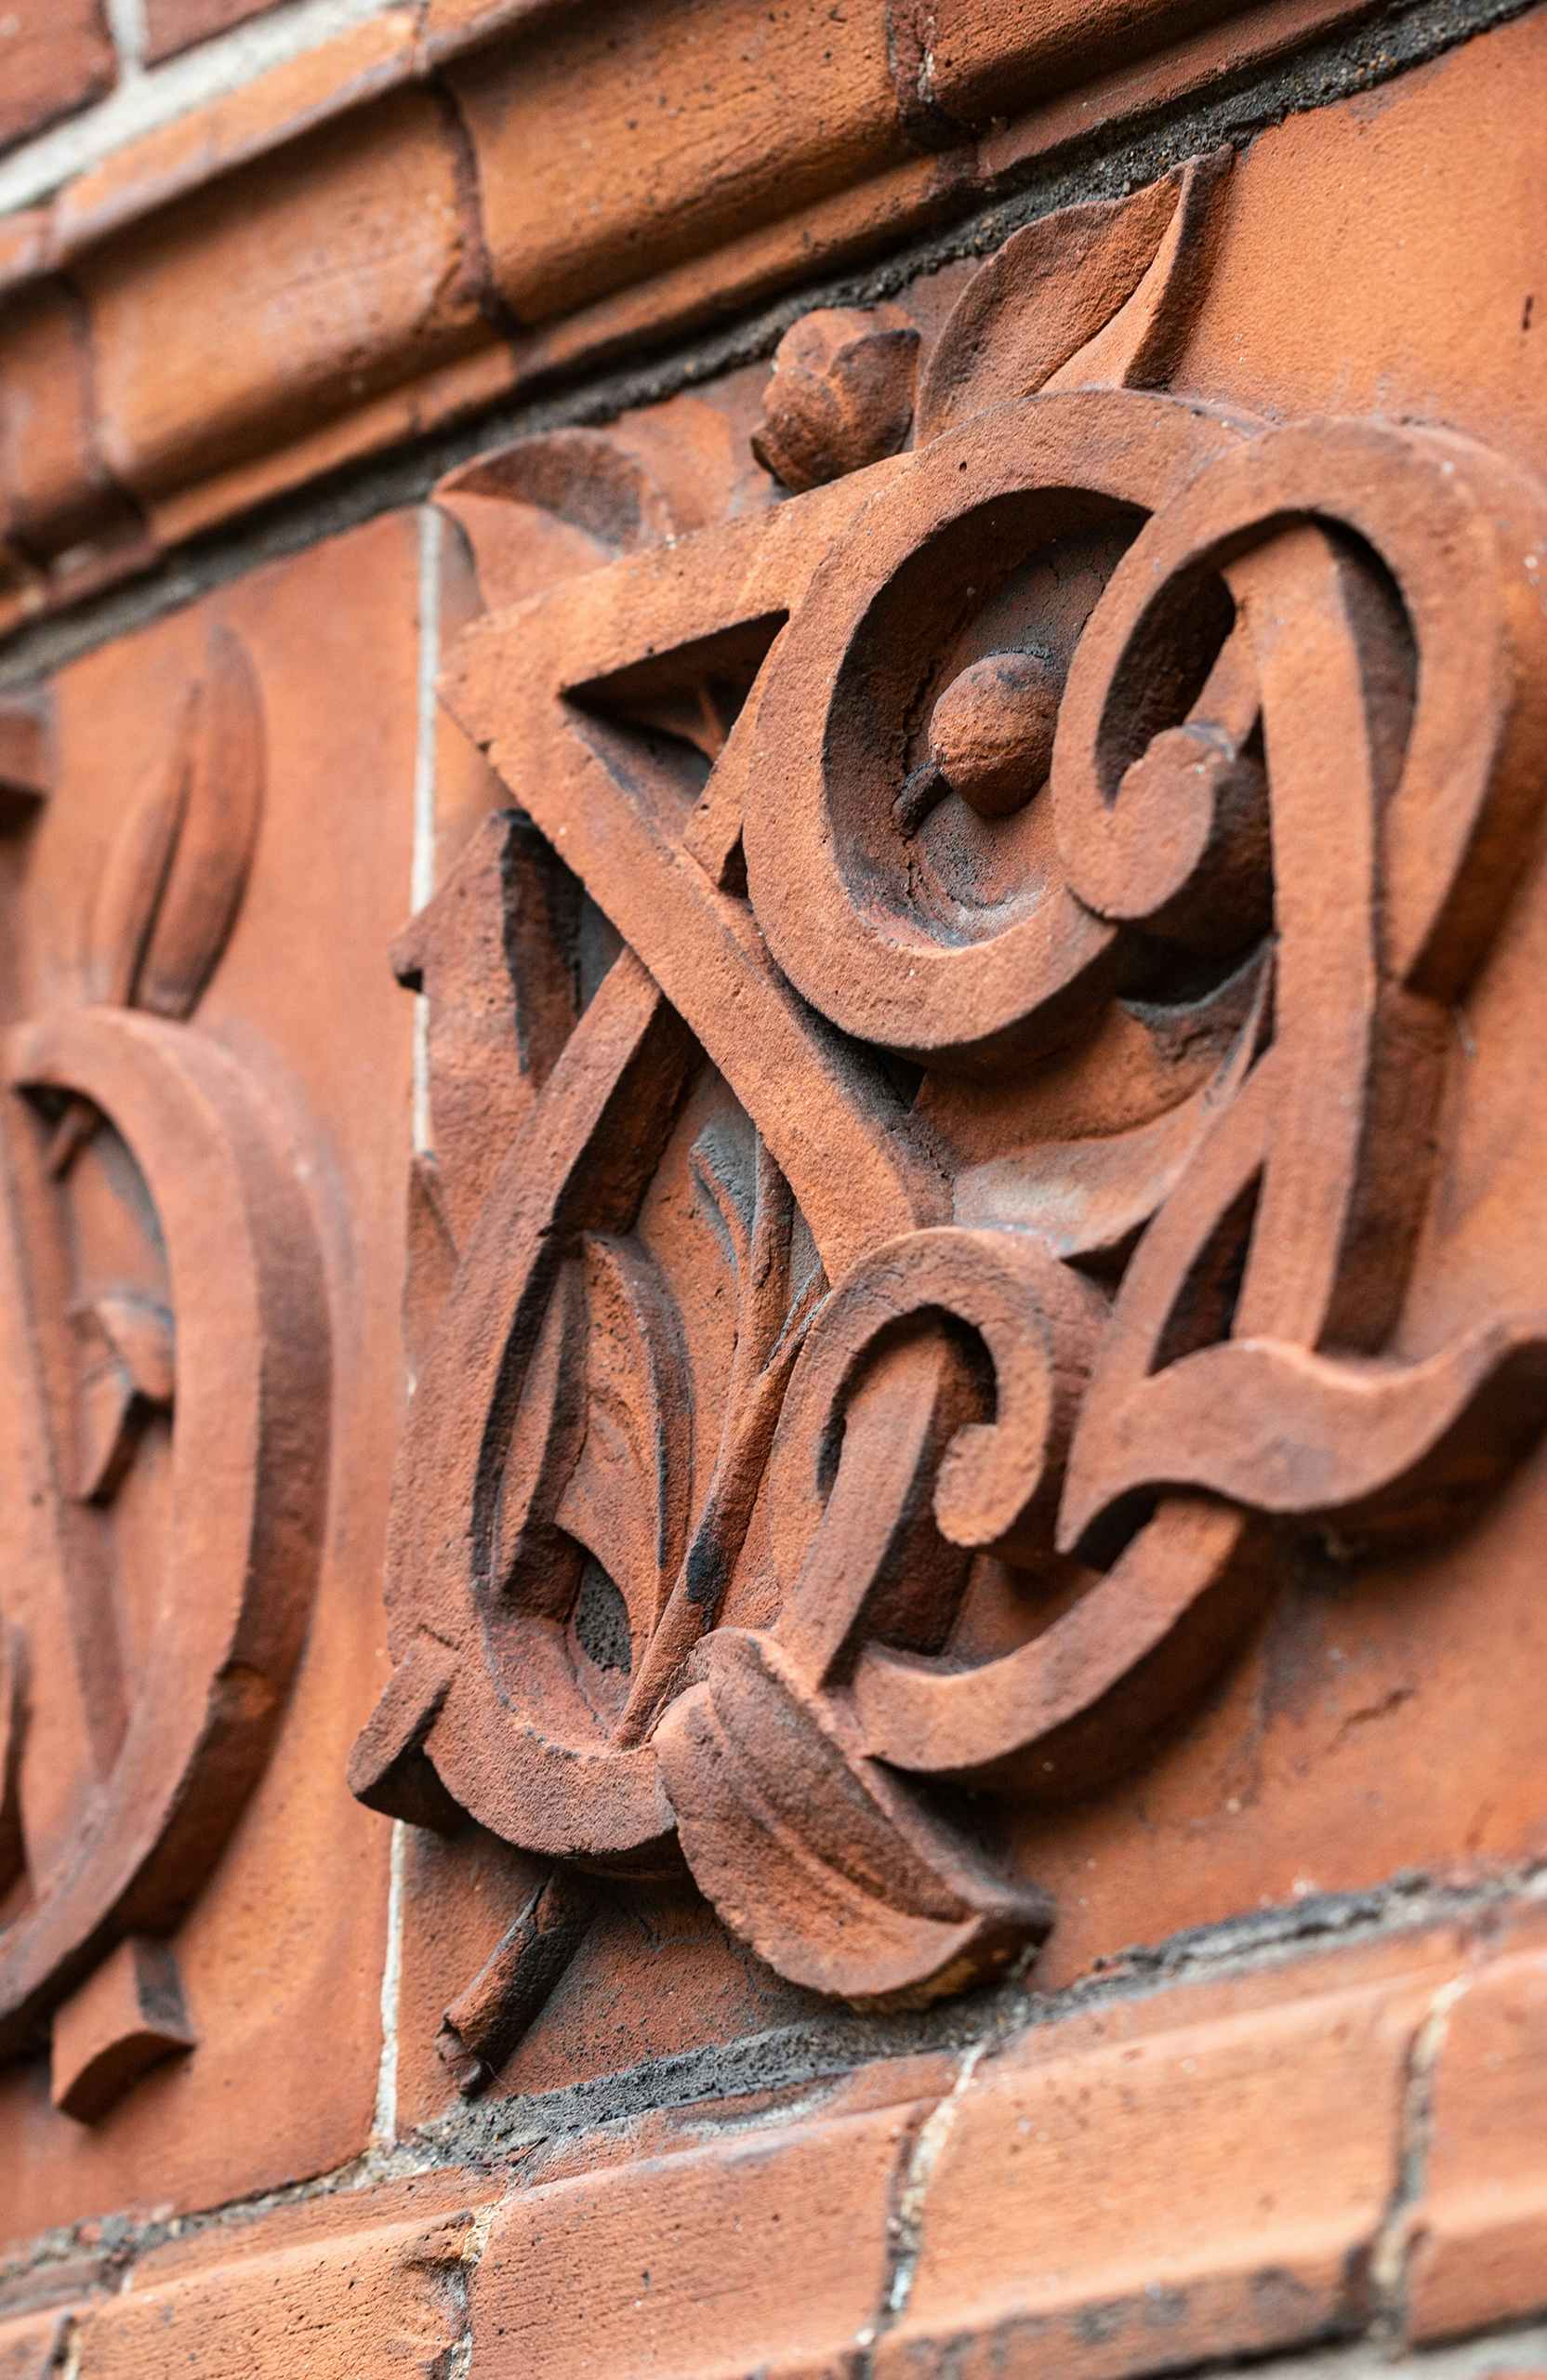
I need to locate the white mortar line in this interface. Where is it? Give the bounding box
[371,1814,407,2149]
[102,0,150,81]
[410,501,442,1161]
[886,2038,987,2319]
[369,502,442,2155]
[851,2036,991,2366]
[0,0,391,218]
[1368,1971,1474,2330]
[443,2201,501,2380]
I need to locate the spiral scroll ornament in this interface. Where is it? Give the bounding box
[354,165,1547,2057]
[0,632,330,2120]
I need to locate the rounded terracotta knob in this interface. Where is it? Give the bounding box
[752,309,919,495]
[1109,721,1270,947]
[926,651,1062,818]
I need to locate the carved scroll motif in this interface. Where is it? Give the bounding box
[353,155,1547,2067]
[0,629,330,2120]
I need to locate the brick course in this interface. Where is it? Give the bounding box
[1,5,1546,2374]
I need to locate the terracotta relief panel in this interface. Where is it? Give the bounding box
[0,512,420,2242]
[2,8,1547,2372]
[354,136,1547,2102]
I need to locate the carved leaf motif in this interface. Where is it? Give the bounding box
[87,625,264,1021]
[88,723,187,1011]
[435,430,678,613]
[71,1290,175,1505]
[915,151,1230,443]
[615,1129,823,1742]
[656,1629,1051,2007]
[563,1232,695,1620]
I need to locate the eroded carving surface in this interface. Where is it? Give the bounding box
[352,156,1547,2065]
[0,628,331,2119]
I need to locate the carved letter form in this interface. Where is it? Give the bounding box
[352,159,1547,2072]
[0,632,330,2120]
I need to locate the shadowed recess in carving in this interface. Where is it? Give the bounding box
[352,152,1547,2063]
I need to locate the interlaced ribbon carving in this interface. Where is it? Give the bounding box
[357,387,1547,2016]
[0,634,330,2116]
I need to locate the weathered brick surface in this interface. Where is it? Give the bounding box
[872,1965,1437,2374]
[55,13,423,258]
[1408,1938,1547,2344]
[142,0,280,64]
[0,511,422,2245]
[0,1918,1540,2373]
[475,2109,911,2376]
[0,0,114,157]
[448,0,903,323]
[78,2197,489,2375]
[85,91,483,509]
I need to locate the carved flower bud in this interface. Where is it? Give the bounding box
[927,651,1062,818]
[752,308,919,494]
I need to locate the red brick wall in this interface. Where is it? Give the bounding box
[2,5,1547,2374]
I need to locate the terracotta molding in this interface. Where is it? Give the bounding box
[2,1906,1545,2373]
[0,0,1392,639]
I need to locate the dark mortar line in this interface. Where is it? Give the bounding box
[1027,2330,1366,2380]
[392,1860,1536,2178]
[1038,2308,1547,2380]
[0,1854,1535,2319]
[424,70,529,353]
[852,2107,933,2379]
[0,0,1540,691]
[7,1854,1534,2302]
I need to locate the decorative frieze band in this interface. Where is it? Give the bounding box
[3,1907,1545,2376]
[0,0,1400,639]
